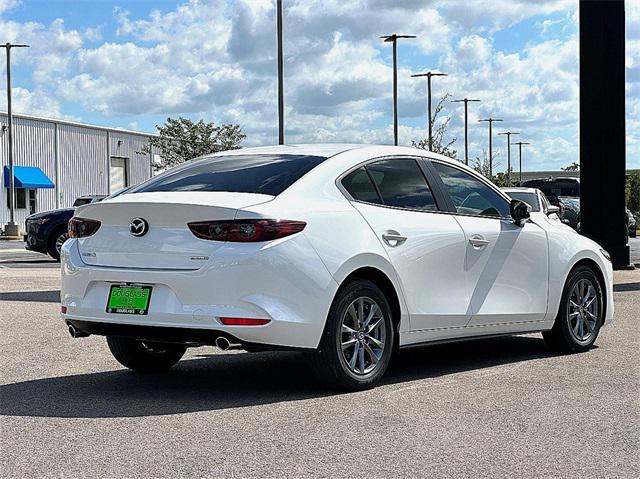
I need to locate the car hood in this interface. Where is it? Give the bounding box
[26,208,74,221]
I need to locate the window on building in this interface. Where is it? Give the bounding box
[6,188,27,209]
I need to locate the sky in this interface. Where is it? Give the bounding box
[0,0,638,171]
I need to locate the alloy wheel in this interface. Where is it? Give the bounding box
[55,232,69,255]
[567,278,599,343]
[338,296,386,376]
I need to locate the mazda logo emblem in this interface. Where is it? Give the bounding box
[129,217,149,237]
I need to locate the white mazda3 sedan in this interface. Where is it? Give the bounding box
[61,144,614,390]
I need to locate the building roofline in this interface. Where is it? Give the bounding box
[0,111,157,138]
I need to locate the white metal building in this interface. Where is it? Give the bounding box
[0,113,156,230]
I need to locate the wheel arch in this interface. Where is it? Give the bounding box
[338,266,404,335]
[569,257,607,320]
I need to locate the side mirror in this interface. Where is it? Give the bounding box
[510,199,531,226]
[546,205,560,216]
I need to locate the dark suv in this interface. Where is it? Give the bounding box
[24,195,105,260]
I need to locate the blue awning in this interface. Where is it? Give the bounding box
[3,166,54,189]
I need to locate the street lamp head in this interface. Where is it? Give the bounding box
[411,72,447,78]
[381,34,416,42]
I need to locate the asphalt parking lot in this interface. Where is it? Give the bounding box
[1,240,639,478]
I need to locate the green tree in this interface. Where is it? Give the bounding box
[412,93,458,159]
[627,170,640,215]
[562,161,580,171]
[143,117,246,172]
[472,150,514,186]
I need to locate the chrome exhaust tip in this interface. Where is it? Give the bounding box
[67,322,89,338]
[215,336,241,351]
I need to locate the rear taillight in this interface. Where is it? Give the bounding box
[187,219,306,242]
[68,217,101,238]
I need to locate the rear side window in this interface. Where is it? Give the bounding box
[433,162,510,218]
[366,159,437,210]
[131,154,328,196]
[341,167,381,204]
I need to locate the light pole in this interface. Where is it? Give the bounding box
[498,131,520,183]
[1,42,29,236]
[451,98,480,165]
[276,0,284,145]
[381,34,416,146]
[411,71,447,151]
[514,141,530,185]
[478,117,503,177]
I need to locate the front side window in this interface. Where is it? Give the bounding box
[132,154,328,196]
[365,159,437,210]
[433,162,510,218]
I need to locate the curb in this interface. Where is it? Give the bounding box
[0,236,23,241]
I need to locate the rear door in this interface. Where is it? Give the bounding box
[343,158,471,330]
[431,161,549,326]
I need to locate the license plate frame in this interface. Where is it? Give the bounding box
[106,284,153,315]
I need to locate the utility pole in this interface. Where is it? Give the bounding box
[381,34,415,146]
[1,42,29,236]
[451,98,480,165]
[514,141,530,185]
[498,131,520,183]
[411,71,447,151]
[478,117,502,178]
[276,0,284,145]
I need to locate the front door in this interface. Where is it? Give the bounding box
[342,158,470,331]
[431,161,549,326]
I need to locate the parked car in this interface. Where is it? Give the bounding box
[61,145,614,391]
[626,208,637,238]
[558,196,581,231]
[521,177,580,204]
[502,187,563,224]
[24,195,105,260]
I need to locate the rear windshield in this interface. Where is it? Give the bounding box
[506,192,540,211]
[131,154,328,196]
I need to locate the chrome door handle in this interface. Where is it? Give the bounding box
[468,235,490,247]
[382,230,407,247]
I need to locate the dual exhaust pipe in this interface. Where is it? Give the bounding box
[67,321,242,350]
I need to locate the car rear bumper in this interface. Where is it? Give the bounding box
[60,236,338,350]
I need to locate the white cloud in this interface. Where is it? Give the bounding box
[1,0,638,169]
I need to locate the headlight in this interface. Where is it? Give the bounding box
[29,217,50,225]
[600,249,611,262]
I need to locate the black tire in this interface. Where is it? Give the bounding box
[47,227,68,261]
[309,280,395,391]
[543,265,604,353]
[106,336,186,372]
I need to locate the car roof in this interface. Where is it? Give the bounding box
[203,143,366,159]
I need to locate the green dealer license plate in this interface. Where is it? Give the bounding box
[106,285,152,315]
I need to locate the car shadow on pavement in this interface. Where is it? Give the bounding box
[0,290,60,302]
[1,335,557,419]
[613,282,640,292]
